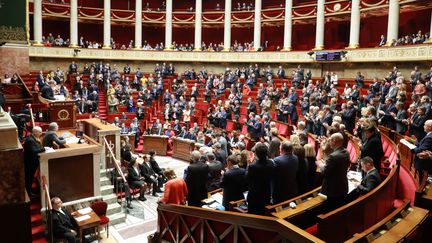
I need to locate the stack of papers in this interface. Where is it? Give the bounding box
[400,139,416,150]
[77,207,92,215]
[75,215,91,222]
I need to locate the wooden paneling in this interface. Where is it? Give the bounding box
[142,135,168,155]
[48,153,94,202]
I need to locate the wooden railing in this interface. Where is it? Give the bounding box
[316,164,400,243]
[345,200,429,243]
[157,203,325,243]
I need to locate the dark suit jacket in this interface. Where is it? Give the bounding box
[24,135,45,166]
[51,208,78,238]
[185,162,210,206]
[413,132,432,171]
[42,131,66,148]
[321,147,350,198]
[273,154,299,204]
[395,109,408,134]
[268,137,281,159]
[410,114,427,141]
[356,168,381,195]
[246,159,275,215]
[41,85,55,100]
[361,133,384,171]
[127,166,142,183]
[220,167,247,209]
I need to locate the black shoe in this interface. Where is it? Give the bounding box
[155,189,164,193]
[152,192,159,197]
[127,204,133,209]
[138,196,147,201]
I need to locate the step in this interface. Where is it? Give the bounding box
[100,168,114,177]
[31,224,45,240]
[31,213,43,227]
[100,176,111,187]
[101,185,115,196]
[31,203,42,214]
[107,202,122,215]
[108,211,127,226]
[102,193,118,204]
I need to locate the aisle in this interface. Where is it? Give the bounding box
[109,155,189,243]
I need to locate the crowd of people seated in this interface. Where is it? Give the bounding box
[379,30,431,47]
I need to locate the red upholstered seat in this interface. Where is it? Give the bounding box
[99,215,109,224]
[226,120,234,132]
[305,224,318,235]
[278,124,289,136]
[90,200,110,237]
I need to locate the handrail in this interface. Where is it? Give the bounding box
[102,137,127,184]
[16,73,33,98]
[28,104,36,128]
[42,175,52,210]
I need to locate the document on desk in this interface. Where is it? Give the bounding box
[65,136,80,144]
[75,215,91,222]
[77,207,92,215]
[400,139,416,150]
[211,192,223,205]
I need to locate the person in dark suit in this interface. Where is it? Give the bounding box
[272,141,299,204]
[184,151,210,207]
[349,157,381,201]
[316,133,350,213]
[394,102,408,135]
[220,155,247,210]
[51,197,79,243]
[412,120,432,181]
[41,83,55,100]
[246,98,257,115]
[410,106,428,141]
[127,158,147,201]
[268,128,281,159]
[42,122,66,148]
[140,155,164,196]
[360,125,384,172]
[277,66,285,79]
[246,143,275,215]
[378,98,398,130]
[206,152,223,191]
[342,101,356,134]
[23,126,45,196]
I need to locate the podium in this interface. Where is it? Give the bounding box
[48,101,76,129]
[142,135,168,155]
[172,137,195,161]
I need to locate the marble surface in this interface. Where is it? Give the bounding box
[0,45,30,77]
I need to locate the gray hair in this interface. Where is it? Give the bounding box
[191,150,201,162]
[48,122,59,131]
[32,126,43,134]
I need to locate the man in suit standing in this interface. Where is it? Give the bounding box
[348,157,381,201]
[412,120,432,181]
[394,102,408,135]
[220,155,247,210]
[316,133,350,213]
[277,66,285,79]
[184,151,210,207]
[273,141,299,204]
[23,126,45,196]
[360,125,384,172]
[51,197,79,243]
[341,101,356,134]
[43,122,66,148]
[268,128,281,159]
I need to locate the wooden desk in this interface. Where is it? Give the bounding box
[73,211,101,243]
[142,135,168,155]
[272,195,325,220]
[172,137,195,161]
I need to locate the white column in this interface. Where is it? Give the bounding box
[69,0,78,47]
[223,0,232,51]
[348,0,360,48]
[253,0,262,50]
[194,0,202,50]
[33,0,43,45]
[314,0,325,50]
[282,0,293,51]
[135,0,142,48]
[165,0,173,50]
[103,0,111,49]
[386,0,399,46]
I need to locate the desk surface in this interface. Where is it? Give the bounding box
[73,211,100,228]
[84,118,119,132]
[271,196,325,219]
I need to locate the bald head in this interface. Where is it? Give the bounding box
[330,133,344,149]
[424,120,432,133]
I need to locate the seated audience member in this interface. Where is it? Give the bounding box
[220,155,247,210]
[42,122,66,148]
[149,150,164,178]
[316,133,350,213]
[246,143,275,215]
[273,141,298,204]
[127,158,147,201]
[159,169,188,205]
[348,156,381,201]
[51,197,79,243]
[140,155,164,196]
[184,150,210,207]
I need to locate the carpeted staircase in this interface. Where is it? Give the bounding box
[98,90,107,120]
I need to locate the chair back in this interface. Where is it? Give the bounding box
[91,200,108,216]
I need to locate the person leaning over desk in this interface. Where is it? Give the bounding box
[42,122,66,148]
